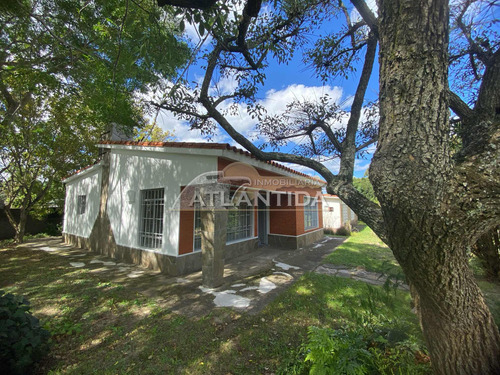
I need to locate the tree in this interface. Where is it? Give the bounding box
[0,0,189,242]
[134,122,176,142]
[353,172,378,204]
[154,0,500,372]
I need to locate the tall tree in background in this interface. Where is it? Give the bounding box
[0,0,189,243]
[155,0,500,372]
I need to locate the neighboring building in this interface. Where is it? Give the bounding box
[322,194,358,230]
[62,141,325,276]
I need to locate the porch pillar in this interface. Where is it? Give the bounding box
[198,183,230,288]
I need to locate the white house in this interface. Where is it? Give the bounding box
[62,141,326,277]
[322,194,358,231]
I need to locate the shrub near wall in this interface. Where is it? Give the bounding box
[0,290,50,374]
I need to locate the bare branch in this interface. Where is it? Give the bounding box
[350,0,378,35]
[455,1,491,65]
[237,0,263,47]
[151,102,210,120]
[339,33,377,180]
[448,89,474,119]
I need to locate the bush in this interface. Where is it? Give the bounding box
[0,290,50,375]
[303,285,431,374]
[304,323,430,375]
[335,226,351,236]
[324,227,352,236]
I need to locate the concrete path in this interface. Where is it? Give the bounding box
[315,263,409,290]
[17,235,346,315]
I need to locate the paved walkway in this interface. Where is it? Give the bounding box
[315,263,409,290]
[18,236,346,315]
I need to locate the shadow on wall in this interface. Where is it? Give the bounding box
[0,209,62,240]
[107,151,218,255]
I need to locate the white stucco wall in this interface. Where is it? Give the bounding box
[322,196,357,229]
[322,196,342,229]
[63,165,102,238]
[106,149,218,256]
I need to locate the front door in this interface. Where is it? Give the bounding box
[258,197,268,245]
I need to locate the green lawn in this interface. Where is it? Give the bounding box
[0,241,431,374]
[325,226,500,326]
[3,228,498,374]
[325,226,402,276]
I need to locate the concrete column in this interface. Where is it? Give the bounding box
[198,183,230,288]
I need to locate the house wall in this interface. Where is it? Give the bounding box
[63,148,327,275]
[322,196,358,229]
[267,190,324,249]
[106,149,218,256]
[323,197,343,229]
[63,166,102,238]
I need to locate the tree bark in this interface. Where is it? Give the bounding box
[374,0,500,373]
[15,209,27,244]
[4,206,26,244]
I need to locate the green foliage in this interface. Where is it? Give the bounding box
[0,0,189,241]
[134,123,176,142]
[305,326,371,375]
[353,177,378,204]
[44,318,82,337]
[0,290,50,375]
[303,285,430,375]
[334,226,351,236]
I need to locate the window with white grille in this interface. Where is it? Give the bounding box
[193,192,253,249]
[139,188,164,249]
[226,200,252,242]
[304,196,319,230]
[77,195,86,215]
[193,203,202,251]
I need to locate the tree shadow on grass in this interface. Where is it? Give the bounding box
[0,246,421,374]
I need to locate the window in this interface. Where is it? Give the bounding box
[304,196,319,230]
[77,195,86,215]
[139,188,164,249]
[226,200,252,242]
[193,203,202,251]
[193,192,253,249]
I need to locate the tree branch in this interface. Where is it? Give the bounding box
[448,89,473,120]
[350,0,378,36]
[339,33,377,181]
[151,102,210,120]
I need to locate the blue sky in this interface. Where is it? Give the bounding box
[153,4,379,179]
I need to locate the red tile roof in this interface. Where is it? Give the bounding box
[65,140,326,184]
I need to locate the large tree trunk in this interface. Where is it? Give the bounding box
[373,0,500,373]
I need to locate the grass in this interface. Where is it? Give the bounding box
[0,239,429,374]
[324,225,500,326]
[0,233,56,248]
[324,225,402,276]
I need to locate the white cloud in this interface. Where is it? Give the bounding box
[154,110,228,143]
[354,159,371,174]
[261,84,343,115]
[149,83,347,149]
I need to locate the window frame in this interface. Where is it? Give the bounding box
[193,190,254,250]
[77,195,86,215]
[226,200,253,243]
[138,188,165,249]
[303,196,319,231]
